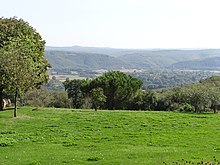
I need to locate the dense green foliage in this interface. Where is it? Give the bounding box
[0,40,36,116]
[24,73,220,113]
[0,17,49,87]
[87,71,143,110]
[90,88,106,111]
[130,69,220,90]
[24,89,71,108]
[64,71,142,110]
[128,90,158,110]
[64,79,85,109]
[153,76,220,113]
[1,107,220,164]
[0,17,49,113]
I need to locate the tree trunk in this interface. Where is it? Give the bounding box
[0,87,3,111]
[14,91,18,117]
[214,107,218,114]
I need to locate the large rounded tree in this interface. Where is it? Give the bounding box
[86,71,143,110]
[0,17,50,115]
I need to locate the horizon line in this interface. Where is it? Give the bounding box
[45,45,220,50]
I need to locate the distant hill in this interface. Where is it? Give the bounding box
[171,57,220,70]
[45,50,131,71]
[46,46,133,57]
[45,46,220,71]
[118,49,220,69]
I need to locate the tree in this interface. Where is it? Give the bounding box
[188,85,211,113]
[87,71,143,110]
[209,89,220,113]
[144,90,158,110]
[128,90,158,110]
[1,41,36,116]
[50,91,71,108]
[198,76,220,113]
[24,88,54,107]
[43,79,65,91]
[0,17,49,115]
[64,79,84,108]
[90,88,106,111]
[128,90,146,110]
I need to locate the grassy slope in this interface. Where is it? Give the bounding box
[1,107,220,164]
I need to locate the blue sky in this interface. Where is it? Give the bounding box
[1,0,220,49]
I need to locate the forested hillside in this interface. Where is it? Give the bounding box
[45,46,220,71]
[118,49,220,69]
[171,56,220,70]
[45,50,131,71]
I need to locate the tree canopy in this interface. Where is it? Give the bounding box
[79,71,143,110]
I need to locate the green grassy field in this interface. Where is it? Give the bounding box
[1,107,220,164]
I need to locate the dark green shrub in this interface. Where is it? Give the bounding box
[50,91,71,108]
[177,103,195,112]
[24,89,53,107]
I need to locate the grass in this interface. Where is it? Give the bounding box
[1,107,220,164]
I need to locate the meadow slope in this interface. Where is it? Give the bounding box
[1,107,220,164]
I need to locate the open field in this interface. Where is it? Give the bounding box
[49,75,87,82]
[1,107,220,164]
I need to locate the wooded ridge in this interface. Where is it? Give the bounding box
[45,46,220,71]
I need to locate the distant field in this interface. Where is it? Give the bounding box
[49,75,87,82]
[1,108,220,164]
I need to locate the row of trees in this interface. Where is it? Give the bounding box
[158,76,220,113]
[0,17,49,116]
[127,76,220,113]
[21,70,220,113]
[24,89,70,108]
[22,71,143,111]
[130,69,219,90]
[55,73,220,113]
[35,71,217,112]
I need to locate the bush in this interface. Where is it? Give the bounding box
[50,91,71,108]
[24,89,71,108]
[24,89,53,107]
[177,103,195,112]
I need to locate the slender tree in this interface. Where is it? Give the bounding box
[1,41,36,116]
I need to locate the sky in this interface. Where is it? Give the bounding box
[1,0,220,49]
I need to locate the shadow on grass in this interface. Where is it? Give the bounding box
[4,107,15,111]
[177,110,218,115]
[0,107,20,118]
